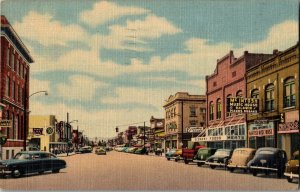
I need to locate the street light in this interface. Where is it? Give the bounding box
[23,90,48,151]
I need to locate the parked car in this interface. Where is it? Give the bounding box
[79,146,93,153]
[174,149,183,162]
[247,147,287,178]
[128,147,138,153]
[227,148,256,173]
[206,149,233,169]
[0,151,66,178]
[193,148,217,167]
[121,147,129,152]
[134,147,147,155]
[95,147,106,155]
[182,141,206,164]
[165,149,177,161]
[284,150,299,182]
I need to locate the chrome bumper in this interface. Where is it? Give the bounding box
[0,169,11,175]
[250,166,278,171]
[206,162,226,166]
[227,164,247,169]
[193,160,206,163]
[284,172,299,178]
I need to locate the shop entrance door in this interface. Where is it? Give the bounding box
[256,136,265,149]
[291,133,299,154]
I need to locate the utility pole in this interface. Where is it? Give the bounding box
[67,112,69,156]
[143,121,146,148]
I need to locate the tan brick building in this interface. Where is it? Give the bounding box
[246,44,299,158]
[163,92,206,149]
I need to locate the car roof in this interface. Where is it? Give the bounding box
[234,148,256,152]
[257,147,282,152]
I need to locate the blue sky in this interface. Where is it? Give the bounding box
[1,0,298,138]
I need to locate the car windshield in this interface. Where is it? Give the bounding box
[215,150,230,156]
[13,153,32,160]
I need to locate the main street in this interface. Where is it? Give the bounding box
[0,151,298,191]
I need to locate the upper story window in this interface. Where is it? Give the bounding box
[189,120,197,126]
[200,108,206,113]
[265,84,275,111]
[16,59,20,75]
[6,48,10,66]
[216,99,221,119]
[226,94,232,117]
[209,101,214,121]
[232,71,236,77]
[190,107,196,117]
[213,82,217,87]
[284,77,296,108]
[10,52,15,71]
[12,80,15,100]
[236,90,243,97]
[251,89,259,98]
[6,77,10,97]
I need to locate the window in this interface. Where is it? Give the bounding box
[10,52,15,71]
[190,120,197,126]
[232,71,236,77]
[6,48,10,66]
[200,108,206,113]
[20,63,23,78]
[209,101,214,120]
[236,90,243,97]
[251,89,259,98]
[284,77,296,108]
[190,107,196,117]
[265,84,275,111]
[12,80,15,100]
[16,59,19,75]
[213,82,217,87]
[17,84,20,102]
[226,94,232,117]
[6,77,10,97]
[216,99,221,119]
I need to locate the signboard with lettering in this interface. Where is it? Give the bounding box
[278,121,299,133]
[188,127,204,133]
[248,128,273,137]
[226,97,259,113]
[46,127,54,135]
[33,128,43,135]
[0,120,12,128]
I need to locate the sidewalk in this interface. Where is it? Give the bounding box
[147,152,165,157]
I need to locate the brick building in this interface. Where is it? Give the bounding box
[203,51,272,149]
[0,15,33,159]
[246,44,299,158]
[150,116,165,151]
[163,92,206,149]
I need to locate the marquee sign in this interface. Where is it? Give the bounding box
[227,97,259,113]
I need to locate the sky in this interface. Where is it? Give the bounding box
[1,0,298,138]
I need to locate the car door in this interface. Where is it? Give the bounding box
[40,153,52,172]
[31,153,43,173]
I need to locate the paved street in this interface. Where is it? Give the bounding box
[0,151,298,191]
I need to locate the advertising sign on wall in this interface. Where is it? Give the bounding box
[226,97,259,113]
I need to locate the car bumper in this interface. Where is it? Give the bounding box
[193,160,206,163]
[250,166,278,171]
[206,162,226,166]
[227,164,247,169]
[0,168,12,175]
[284,172,299,178]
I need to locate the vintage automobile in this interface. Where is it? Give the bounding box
[121,147,129,152]
[182,141,206,164]
[0,151,66,178]
[95,147,107,155]
[284,150,299,182]
[247,147,287,178]
[227,148,256,173]
[174,149,183,162]
[165,149,177,161]
[127,147,138,153]
[193,148,217,167]
[205,149,233,169]
[134,147,147,155]
[79,146,93,153]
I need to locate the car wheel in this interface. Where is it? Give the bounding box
[38,171,44,174]
[167,158,170,161]
[184,159,189,164]
[287,177,293,183]
[197,162,202,167]
[52,169,60,173]
[11,168,22,178]
[229,168,234,173]
[264,170,269,176]
[252,170,257,176]
[210,165,216,169]
[175,158,178,162]
[277,171,282,178]
[243,169,248,173]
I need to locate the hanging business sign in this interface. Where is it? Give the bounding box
[188,127,204,133]
[226,97,259,113]
[33,128,43,135]
[46,127,54,135]
[0,120,12,128]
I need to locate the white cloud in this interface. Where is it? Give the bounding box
[80,1,150,27]
[30,78,50,95]
[13,11,88,46]
[57,75,107,101]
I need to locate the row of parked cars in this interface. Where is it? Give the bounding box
[114,146,148,155]
[166,146,299,183]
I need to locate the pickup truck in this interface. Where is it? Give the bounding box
[182,141,206,164]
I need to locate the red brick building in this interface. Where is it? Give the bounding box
[0,15,33,159]
[204,51,272,149]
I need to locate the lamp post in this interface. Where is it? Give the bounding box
[23,90,48,151]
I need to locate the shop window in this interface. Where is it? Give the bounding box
[283,77,296,108]
[265,84,275,111]
[11,150,14,158]
[265,136,275,147]
[209,101,214,120]
[216,99,221,119]
[226,94,232,117]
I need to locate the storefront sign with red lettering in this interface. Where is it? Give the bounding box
[249,128,273,137]
[278,121,299,133]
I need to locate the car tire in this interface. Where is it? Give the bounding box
[167,158,170,161]
[38,171,44,174]
[197,162,202,167]
[243,169,248,173]
[52,169,60,173]
[184,159,189,164]
[264,170,269,176]
[210,165,216,169]
[287,177,293,183]
[252,170,257,176]
[11,168,22,178]
[277,171,282,178]
[175,159,178,162]
[229,168,234,173]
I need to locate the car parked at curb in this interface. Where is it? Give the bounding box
[284,150,299,183]
[134,147,147,155]
[95,147,107,155]
[227,148,256,173]
[193,148,217,167]
[79,146,93,153]
[0,151,66,178]
[247,147,287,178]
[205,149,233,169]
[174,149,183,162]
[165,149,177,161]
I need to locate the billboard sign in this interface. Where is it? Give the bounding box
[227,97,259,113]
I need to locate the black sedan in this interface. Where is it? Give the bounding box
[205,149,233,169]
[0,151,66,178]
[247,147,287,178]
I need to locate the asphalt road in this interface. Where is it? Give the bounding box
[0,151,298,190]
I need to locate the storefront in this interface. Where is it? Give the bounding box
[248,121,275,149]
[278,111,299,159]
[165,134,177,149]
